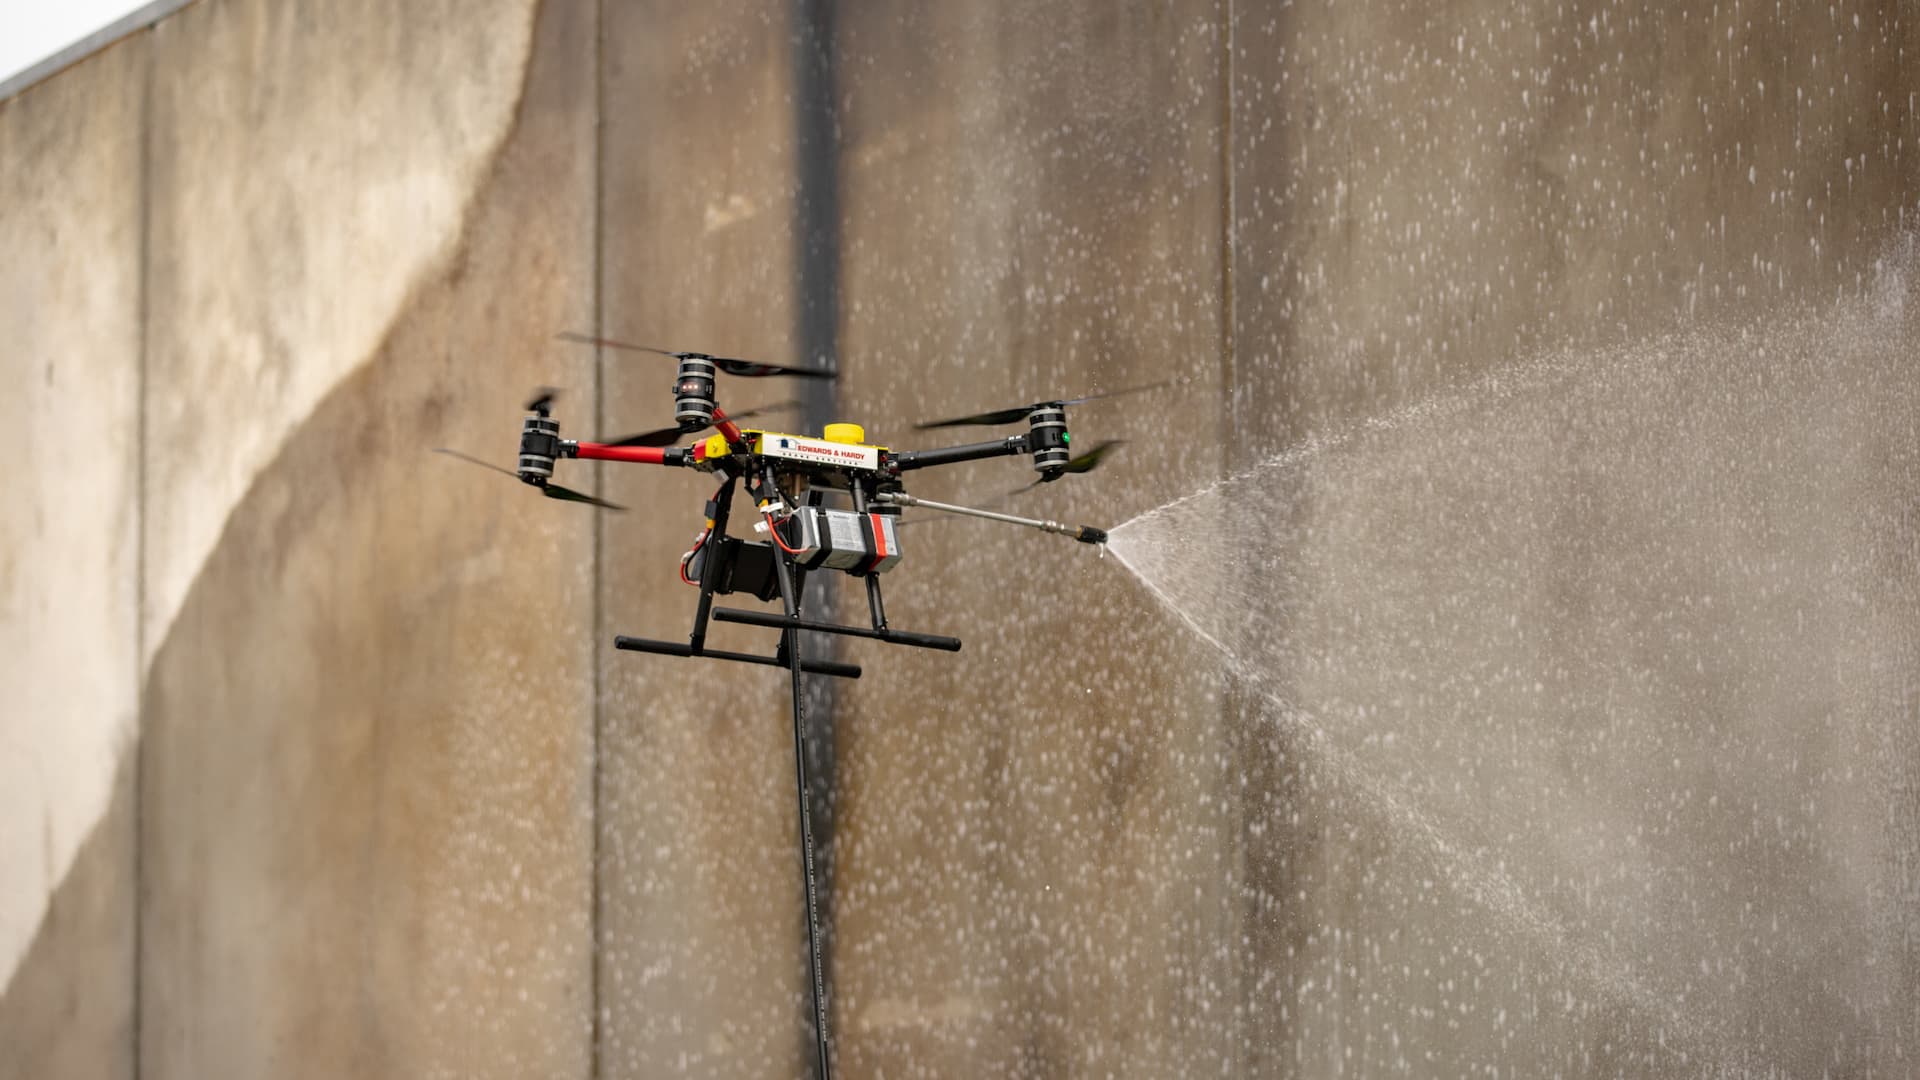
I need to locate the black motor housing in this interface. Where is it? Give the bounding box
[518,415,562,482]
[1026,405,1070,475]
[674,356,718,429]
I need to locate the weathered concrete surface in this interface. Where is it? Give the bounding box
[2,1,1917,1076]
[1232,1,1920,446]
[824,4,1245,1076]
[138,0,598,1076]
[1218,2,1920,1074]
[594,4,824,1075]
[0,36,145,1080]
[1120,282,1920,1075]
[139,0,536,669]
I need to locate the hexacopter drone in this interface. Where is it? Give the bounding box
[438,331,1160,1078]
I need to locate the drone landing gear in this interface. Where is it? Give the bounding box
[711,479,966,652]
[711,607,961,651]
[619,472,963,673]
[610,474,969,1079]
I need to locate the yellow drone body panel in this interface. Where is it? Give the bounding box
[749,427,886,472]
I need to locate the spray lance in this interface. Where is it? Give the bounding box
[873,490,1108,545]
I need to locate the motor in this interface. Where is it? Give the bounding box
[1026,405,1071,477]
[518,410,563,484]
[674,356,718,429]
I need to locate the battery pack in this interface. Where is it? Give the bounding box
[781,507,902,574]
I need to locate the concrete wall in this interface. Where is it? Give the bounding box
[3,0,1916,1076]
[0,34,143,1080]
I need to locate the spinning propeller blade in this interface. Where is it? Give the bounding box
[914,404,1034,429]
[525,386,560,414]
[433,447,517,478]
[606,426,695,449]
[901,442,1128,527]
[432,448,625,511]
[538,483,625,511]
[1057,438,1126,475]
[1001,440,1126,497]
[556,331,834,379]
[601,399,801,447]
[913,380,1173,429]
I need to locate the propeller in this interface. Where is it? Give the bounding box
[1041,438,1125,479]
[912,379,1173,430]
[525,386,561,415]
[557,331,835,379]
[600,399,801,447]
[1000,439,1128,498]
[433,448,625,511]
[899,441,1127,529]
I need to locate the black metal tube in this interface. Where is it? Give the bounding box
[610,635,861,679]
[714,608,963,652]
[862,568,889,631]
[892,434,1027,472]
[848,481,890,631]
[688,476,737,653]
[872,490,1111,545]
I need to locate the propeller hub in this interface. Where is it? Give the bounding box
[1025,405,1071,474]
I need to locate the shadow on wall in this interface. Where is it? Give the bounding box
[6,0,603,1074]
[0,750,135,1080]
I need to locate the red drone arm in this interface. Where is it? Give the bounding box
[574,443,673,465]
[710,406,745,445]
[572,408,743,467]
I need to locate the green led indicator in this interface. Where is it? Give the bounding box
[1063,432,1071,444]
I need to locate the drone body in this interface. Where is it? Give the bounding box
[511,392,1109,622]
[436,332,1159,1080]
[440,331,1156,662]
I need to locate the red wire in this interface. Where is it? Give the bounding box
[678,528,709,586]
[766,512,806,555]
[678,480,730,586]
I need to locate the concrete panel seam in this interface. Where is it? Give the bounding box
[133,29,154,1080]
[1220,0,1237,443]
[589,0,605,1074]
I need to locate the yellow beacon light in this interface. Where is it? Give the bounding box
[822,422,865,445]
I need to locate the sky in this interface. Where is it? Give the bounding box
[0,0,150,91]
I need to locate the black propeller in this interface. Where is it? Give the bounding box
[433,448,625,511]
[900,441,1127,529]
[525,386,560,415]
[557,331,835,379]
[913,380,1173,430]
[1039,438,1125,480]
[600,399,801,448]
[1001,439,1128,498]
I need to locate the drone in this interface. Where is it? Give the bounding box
[438,331,1159,676]
[436,331,1163,1078]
